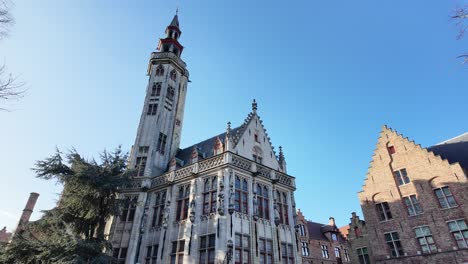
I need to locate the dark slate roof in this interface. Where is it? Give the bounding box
[428,133,468,169]
[306,221,347,243]
[169,14,179,27]
[175,127,241,166]
[306,221,329,241]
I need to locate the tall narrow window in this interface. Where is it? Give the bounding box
[176,185,190,221]
[120,196,137,222]
[334,247,341,258]
[151,83,161,96]
[170,240,185,264]
[167,85,175,101]
[199,234,215,264]
[203,177,217,215]
[447,219,468,249]
[277,191,289,225]
[385,232,404,257]
[356,247,370,264]
[147,104,157,115]
[344,249,350,262]
[135,156,147,177]
[170,69,177,81]
[256,184,269,220]
[157,133,167,154]
[259,238,273,264]
[145,245,158,264]
[299,224,306,236]
[403,195,423,216]
[434,186,457,209]
[234,177,249,214]
[376,202,392,221]
[394,168,410,185]
[321,245,329,259]
[112,247,127,264]
[281,243,294,263]
[155,65,164,76]
[234,233,250,264]
[301,242,309,256]
[414,226,437,254]
[151,191,166,227]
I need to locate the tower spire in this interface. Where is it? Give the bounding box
[252,99,258,113]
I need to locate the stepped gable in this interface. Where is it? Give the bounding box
[428,132,468,169]
[175,127,241,165]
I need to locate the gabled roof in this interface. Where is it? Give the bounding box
[428,132,468,169]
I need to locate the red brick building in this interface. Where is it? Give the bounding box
[297,210,352,264]
[354,126,468,263]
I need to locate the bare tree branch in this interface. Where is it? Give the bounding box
[451,6,468,64]
[0,64,25,111]
[0,0,14,40]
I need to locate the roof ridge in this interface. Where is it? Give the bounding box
[434,132,468,145]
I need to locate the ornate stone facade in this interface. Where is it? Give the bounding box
[106,13,300,264]
[356,126,468,263]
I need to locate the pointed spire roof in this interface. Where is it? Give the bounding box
[169,14,180,28]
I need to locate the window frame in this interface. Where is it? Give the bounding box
[175,185,190,221]
[447,219,468,249]
[120,196,137,223]
[281,242,294,263]
[321,244,329,259]
[301,241,309,256]
[403,194,423,216]
[145,244,158,264]
[199,234,216,264]
[277,190,289,225]
[356,247,370,264]
[256,184,270,220]
[259,237,273,264]
[394,168,410,185]
[414,226,437,254]
[170,240,185,264]
[202,177,218,215]
[434,186,457,209]
[376,202,392,221]
[234,177,249,214]
[384,231,404,257]
[234,233,250,264]
[151,191,166,227]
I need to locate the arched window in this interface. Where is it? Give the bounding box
[257,184,270,220]
[170,69,177,81]
[253,146,263,164]
[277,191,289,225]
[235,177,249,214]
[155,65,164,76]
[176,184,190,221]
[203,177,217,215]
[166,85,175,101]
[151,83,161,97]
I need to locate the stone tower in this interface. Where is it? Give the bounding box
[131,13,189,177]
[108,13,300,264]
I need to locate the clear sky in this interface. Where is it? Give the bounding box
[0,0,467,232]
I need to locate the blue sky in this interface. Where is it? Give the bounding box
[0,0,467,231]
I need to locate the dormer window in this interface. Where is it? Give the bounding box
[331,233,337,241]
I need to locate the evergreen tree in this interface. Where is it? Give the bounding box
[0,147,132,264]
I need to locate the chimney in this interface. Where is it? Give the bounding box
[329,217,336,226]
[15,192,39,232]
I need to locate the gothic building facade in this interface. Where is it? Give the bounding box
[354,126,468,263]
[106,14,300,264]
